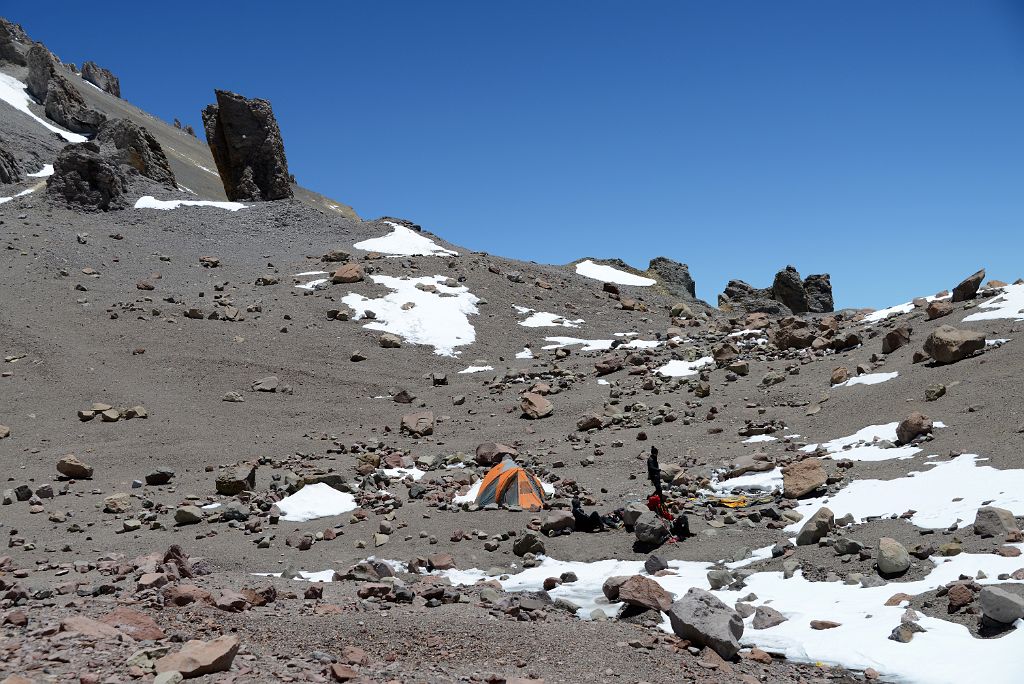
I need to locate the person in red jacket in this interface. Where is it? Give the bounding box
[646,492,691,540]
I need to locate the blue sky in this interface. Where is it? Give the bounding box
[12,2,1024,309]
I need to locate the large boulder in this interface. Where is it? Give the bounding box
[923,325,986,364]
[401,411,435,437]
[0,139,21,184]
[666,587,744,659]
[979,587,1024,624]
[973,506,1020,538]
[882,327,911,354]
[616,575,673,613]
[46,142,129,211]
[877,537,911,575]
[633,511,670,546]
[201,89,293,201]
[951,268,985,302]
[475,442,517,467]
[96,118,175,186]
[896,412,932,444]
[783,458,826,499]
[795,506,834,546]
[81,61,120,97]
[155,635,240,677]
[27,44,104,134]
[520,392,553,419]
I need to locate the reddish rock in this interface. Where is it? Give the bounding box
[783,458,827,499]
[616,575,673,612]
[60,615,121,639]
[331,262,364,284]
[163,584,214,607]
[520,392,553,419]
[100,607,165,641]
[155,635,240,677]
[947,583,974,611]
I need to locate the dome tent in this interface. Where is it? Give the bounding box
[473,459,547,511]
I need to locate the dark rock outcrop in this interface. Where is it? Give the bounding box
[81,61,121,98]
[26,44,105,134]
[803,273,834,313]
[0,18,28,65]
[647,257,697,299]
[46,141,129,211]
[96,118,175,186]
[951,268,985,303]
[201,89,293,201]
[719,265,834,316]
[0,139,21,184]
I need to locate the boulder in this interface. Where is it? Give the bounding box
[475,442,517,466]
[401,411,434,437]
[882,327,911,354]
[926,300,953,320]
[830,367,850,386]
[56,455,93,479]
[646,257,698,300]
[666,587,744,659]
[541,510,575,535]
[877,537,911,575]
[979,586,1024,624]
[896,412,932,444]
[46,141,129,211]
[100,607,164,641]
[216,465,257,495]
[923,325,986,364]
[512,532,545,557]
[783,458,826,499]
[96,118,175,185]
[951,268,985,302]
[81,61,120,97]
[331,263,364,283]
[594,354,624,376]
[616,575,673,612]
[202,89,293,201]
[795,506,834,546]
[751,605,788,630]
[520,392,553,419]
[973,506,1020,538]
[155,635,240,677]
[633,511,670,546]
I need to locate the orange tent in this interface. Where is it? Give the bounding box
[474,459,547,511]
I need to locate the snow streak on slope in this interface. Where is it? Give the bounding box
[354,222,457,257]
[0,73,88,143]
[575,259,655,286]
[342,275,479,356]
[134,196,247,211]
[833,371,899,387]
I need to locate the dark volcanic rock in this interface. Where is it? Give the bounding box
[951,268,985,303]
[719,280,790,316]
[772,266,809,313]
[27,44,105,134]
[96,118,175,186]
[46,141,129,211]
[0,139,21,184]
[803,273,834,313]
[81,60,120,97]
[201,89,293,201]
[647,257,697,300]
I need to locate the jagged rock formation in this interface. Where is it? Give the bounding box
[81,61,121,97]
[0,138,21,183]
[26,44,105,134]
[647,257,697,300]
[96,118,175,186]
[0,17,28,65]
[46,141,129,211]
[201,89,293,201]
[719,265,834,315]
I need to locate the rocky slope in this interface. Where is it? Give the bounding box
[2,15,1023,684]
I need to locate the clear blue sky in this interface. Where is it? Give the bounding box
[11,2,1024,309]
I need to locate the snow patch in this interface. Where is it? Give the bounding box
[964,283,1024,322]
[459,365,493,374]
[575,259,655,286]
[134,196,247,211]
[656,356,714,378]
[515,347,535,359]
[26,164,54,178]
[833,371,899,388]
[276,483,357,522]
[0,188,35,205]
[742,434,777,444]
[515,306,584,328]
[341,275,479,356]
[862,293,950,324]
[353,222,457,257]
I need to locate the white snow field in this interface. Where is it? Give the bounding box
[964,283,1024,322]
[341,275,480,356]
[574,259,655,286]
[275,483,357,522]
[833,371,899,388]
[353,221,457,257]
[656,356,714,377]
